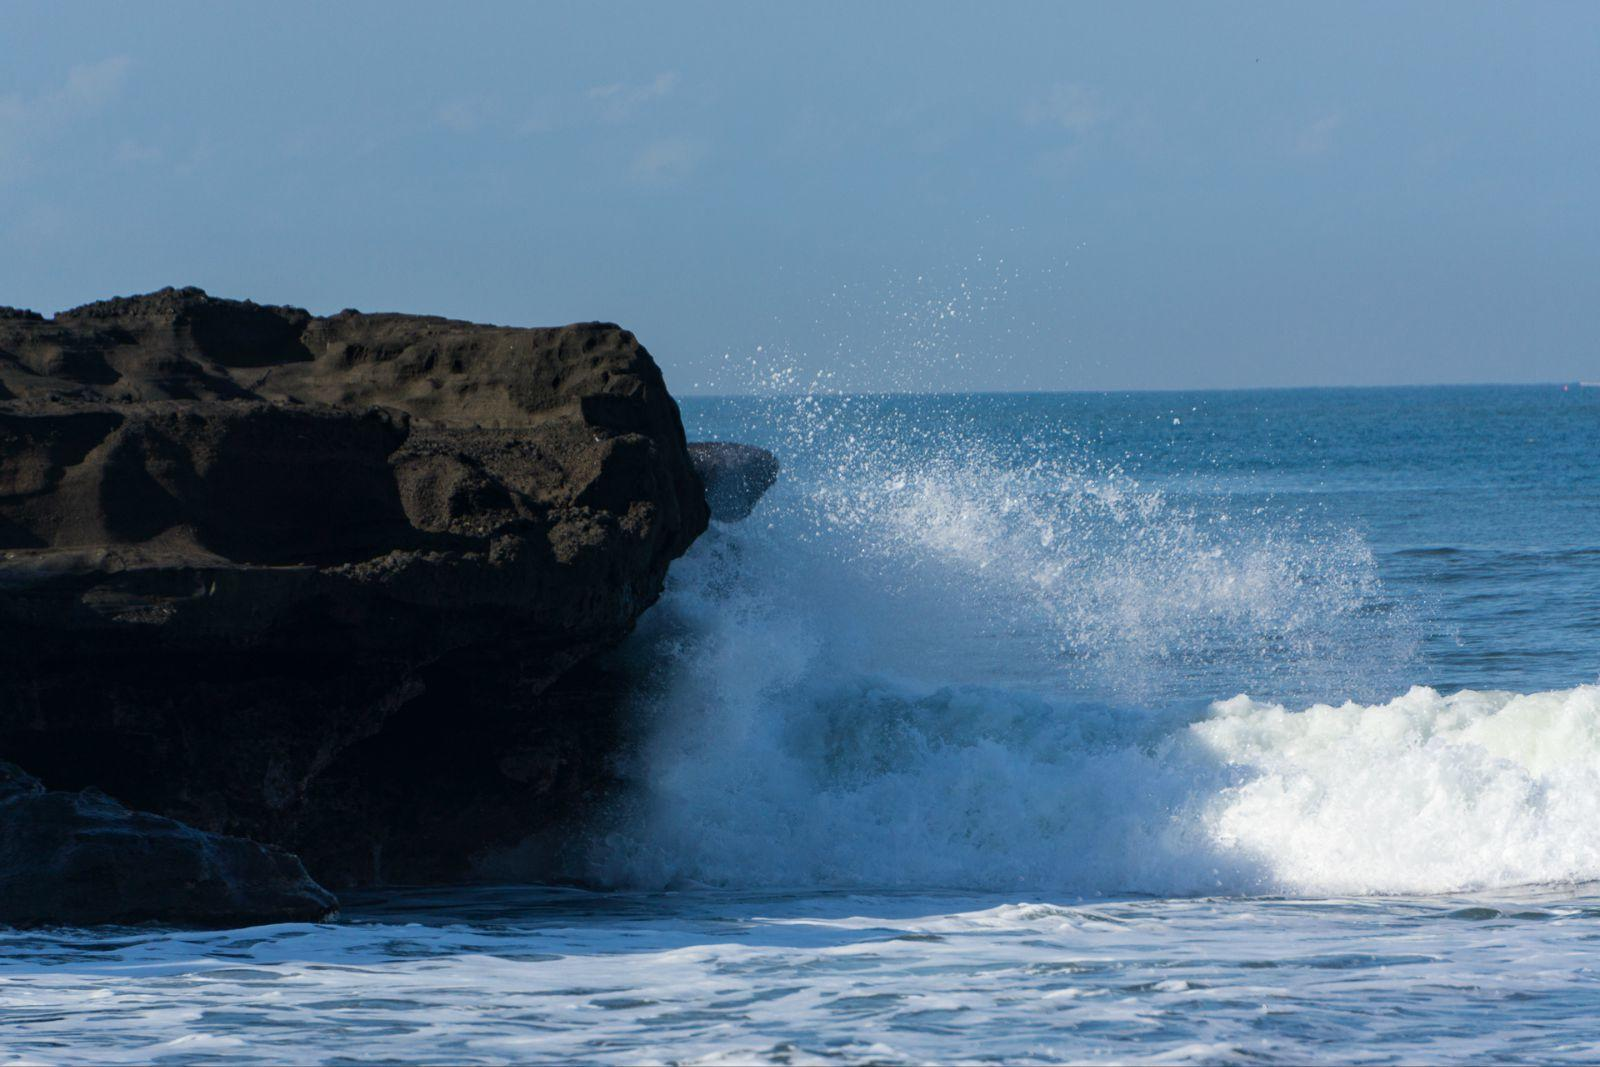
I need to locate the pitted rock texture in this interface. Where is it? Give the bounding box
[0,287,708,893]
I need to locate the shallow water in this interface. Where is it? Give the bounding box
[4,385,1600,1063]
[6,885,1600,1064]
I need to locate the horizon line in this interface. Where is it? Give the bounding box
[678,380,1590,400]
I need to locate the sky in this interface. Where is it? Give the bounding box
[3,2,1597,393]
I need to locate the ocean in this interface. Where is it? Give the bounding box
[4,385,1600,1064]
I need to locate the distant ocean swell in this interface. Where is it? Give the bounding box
[574,407,1600,898]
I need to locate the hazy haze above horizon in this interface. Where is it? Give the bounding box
[3,1,1596,393]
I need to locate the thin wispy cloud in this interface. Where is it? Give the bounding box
[588,71,679,122]
[1023,83,1108,134]
[0,56,132,124]
[0,57,132,179]
[519,71,681,134]
[434,99,488,134]
[1295,112,1344,157]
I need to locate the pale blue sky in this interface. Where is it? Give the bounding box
[4,2,1596,392]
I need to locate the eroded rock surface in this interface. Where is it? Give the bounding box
[0,287,709,892]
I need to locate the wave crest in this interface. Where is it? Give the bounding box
[581,399,1591,898]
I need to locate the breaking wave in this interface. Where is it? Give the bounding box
[583,398,1600,897]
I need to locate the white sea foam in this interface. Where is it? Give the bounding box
[9,885,1600,1065]
[581,410,1599,898]
[1198,685,1600,894]
[596,624,1600,897]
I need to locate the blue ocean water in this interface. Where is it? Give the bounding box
[4,385,1600,1064]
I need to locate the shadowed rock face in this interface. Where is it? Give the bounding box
[0,762,336,927]
[688,442,780,522]
[0,287,709,893]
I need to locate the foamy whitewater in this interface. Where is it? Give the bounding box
[5,385,1600,1064]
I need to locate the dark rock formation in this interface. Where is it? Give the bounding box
[0,287,709,894]
[688,441,780,521]
[0,761,335,927]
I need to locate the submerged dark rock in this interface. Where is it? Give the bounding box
[0,762,335,927]
[688,441,779,521]
[0,287,710,900]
